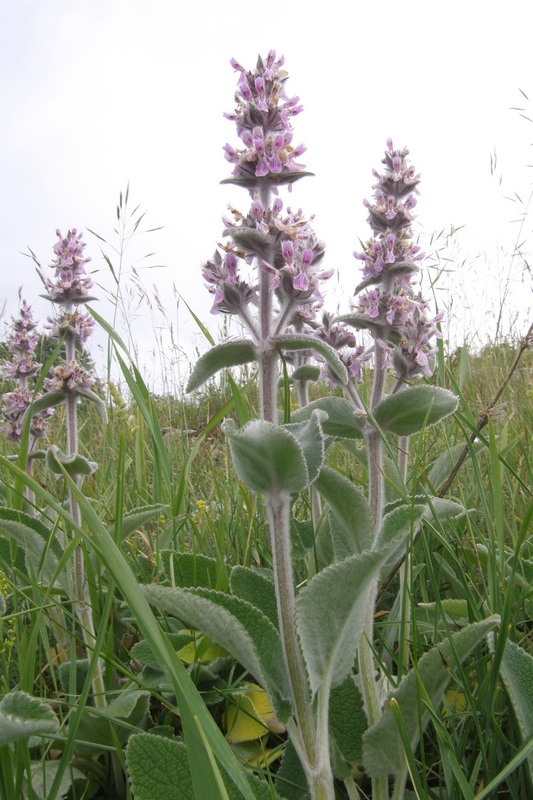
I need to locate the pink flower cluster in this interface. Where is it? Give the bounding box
[43,229,95,305]
[1,301,53,444]
[223,51,307,186]
[204,197,331,319]
[352,141,443,380]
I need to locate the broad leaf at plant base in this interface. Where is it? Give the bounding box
[0,691,59,747]
[229,566,278,629]
[142,584,293,722]
[498,639,533,784]
[362,615,500,777]
[296,539,407,697]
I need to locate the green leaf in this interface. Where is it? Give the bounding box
[373,386,458,436]
[336,312,386,332]
[222,419,309,494]
[46,446,98,477]
[24,390,65,417]
[329,676,367,776]
[362,615,500,777]
[187,340,256,392]
[143,584,292,722]
[285,410,327,486]
[108,503,168,542]
[161,551,219,588]
[126,733,194,800]
[76,387,108,420]
[223,227,273,259]
[131,633,196,671]
[377,504,426,551]
[499,640,533,783]
[229,566,278,629]
[26,761,86,800]
[271,334,348,385]
[275,738,310,800]
[0,691,59,746]
[75,690,150,755]
[290,365,321,383]
[313,466,373,554]
[291,397,365,441]
[0,508,65,587]
[296,545,398,697]
[127,732,275,800]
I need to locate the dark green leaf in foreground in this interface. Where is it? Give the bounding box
[499,639,533,783]
[329,676,367,776]
[160,551,219,588]
[373,385,458,436]
[127,734,193,800]
[0,691,59,747]
[230,566,278,629]
[362,615,500,777]
[142,584,292,722]
[186,339,256,392]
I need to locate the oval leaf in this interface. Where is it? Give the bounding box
[291,397,366,441]
[187,340,256,393]
[222,419,309,494]
[373,386,458,436]
[0,691,59,747]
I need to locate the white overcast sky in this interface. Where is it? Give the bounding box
[1,0,532,390]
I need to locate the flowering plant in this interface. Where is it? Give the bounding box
[136,51,501,800]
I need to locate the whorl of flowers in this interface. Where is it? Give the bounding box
[46,361,95,393]
[352,141,443,380]
[203,197,331,319]
[223,50,308,187]
[3,300,41,380]
[42,229,96,304]
[354,140,424,285]
[1,300,53,444]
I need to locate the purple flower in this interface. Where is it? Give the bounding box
[354,142,424,287]
[202,249,257,315]
[223,51,309,187]
[1,300,53,445]
[46,361,95,393]
[42,229,95,304]
[312,312,371,385]
[46,309,95,344]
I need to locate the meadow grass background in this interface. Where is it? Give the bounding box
[0,285,532,799]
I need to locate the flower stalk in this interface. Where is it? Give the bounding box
[40,229,106,705]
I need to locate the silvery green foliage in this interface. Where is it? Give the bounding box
[136,51,487,800]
